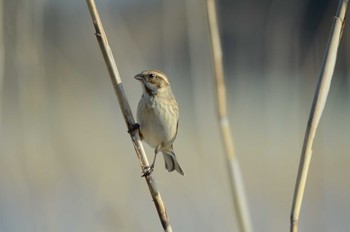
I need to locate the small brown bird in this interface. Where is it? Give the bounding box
[134,70,184,175]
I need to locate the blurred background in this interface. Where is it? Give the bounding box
[1,0,350,231]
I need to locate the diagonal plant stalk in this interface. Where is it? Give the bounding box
[290,1,349,232]
[85,1,173,231]
[206,0,253,232]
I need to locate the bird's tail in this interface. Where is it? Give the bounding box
[162,149,184,176]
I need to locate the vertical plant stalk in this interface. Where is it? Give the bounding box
[0,0,3,131]
[85,1,173,231]
[290,1,348,232]
[206,0,253,232]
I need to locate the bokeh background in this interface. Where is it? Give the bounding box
[1,0,350,231]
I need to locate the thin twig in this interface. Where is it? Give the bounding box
[290,1,349,232]
[206,0,253,232]
[85,1,173,231]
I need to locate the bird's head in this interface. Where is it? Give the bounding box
[134,70,170,95]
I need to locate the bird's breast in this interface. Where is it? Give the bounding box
[137,95,178,148]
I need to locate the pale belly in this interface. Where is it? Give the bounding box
[137,97,178,149]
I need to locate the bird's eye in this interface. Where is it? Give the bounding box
[149,73,155,78]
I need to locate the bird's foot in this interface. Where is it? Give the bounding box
[128,123,140,134]
[141,165,154,177]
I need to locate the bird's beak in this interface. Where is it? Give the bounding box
[134,73,144,81]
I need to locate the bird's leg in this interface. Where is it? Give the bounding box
[150,146,161,170]
[141,145,161,177]
[128,123,140,134]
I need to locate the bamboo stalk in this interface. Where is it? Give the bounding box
[85,1,173,231]
[290,1,348,232]
[206,0,253,232]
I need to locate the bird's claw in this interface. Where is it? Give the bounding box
[141,165,154,177]
[128,123,140,134]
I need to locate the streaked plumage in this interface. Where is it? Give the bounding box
[134,70,184,175]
